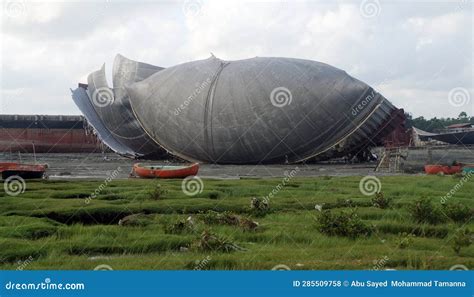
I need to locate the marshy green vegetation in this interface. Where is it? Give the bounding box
[0,175,472,270]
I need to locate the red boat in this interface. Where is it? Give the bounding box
[424,164,462,175]
[0,162,48,179]
[133,163,199,178]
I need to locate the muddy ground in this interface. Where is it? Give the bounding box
[0,153,398,180]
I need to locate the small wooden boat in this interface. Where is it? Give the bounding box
[424,164,462,175]
[0,162,48,179]
[133,163,199,178]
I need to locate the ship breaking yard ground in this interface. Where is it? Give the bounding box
[0,153,395,180]
[0,153,472,270]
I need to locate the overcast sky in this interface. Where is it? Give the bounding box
[0,0,472,118]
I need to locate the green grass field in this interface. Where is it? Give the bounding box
[0,175,472,270]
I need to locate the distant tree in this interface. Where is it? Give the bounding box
[458,111,468,119]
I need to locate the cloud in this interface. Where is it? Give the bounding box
[0,0,472,118]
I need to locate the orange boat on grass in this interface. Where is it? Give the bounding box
[424,164,462,175]
[0,162,48,179]
[133,163,199,178]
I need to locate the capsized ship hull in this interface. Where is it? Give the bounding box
[71,55,169,159]
[73,54,404,164]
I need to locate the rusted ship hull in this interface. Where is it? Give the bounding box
[0,115,103,154]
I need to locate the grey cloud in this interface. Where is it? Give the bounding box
[0,0,472,117]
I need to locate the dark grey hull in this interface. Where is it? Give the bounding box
[126,56,400,164]
[429,131,474,145]
[73,55,402,163]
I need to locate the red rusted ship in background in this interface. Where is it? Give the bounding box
[0,114,103,154]
[0,162,48,179]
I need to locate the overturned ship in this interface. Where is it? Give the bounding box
[72,54,404,164]
[413,124,474,145]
